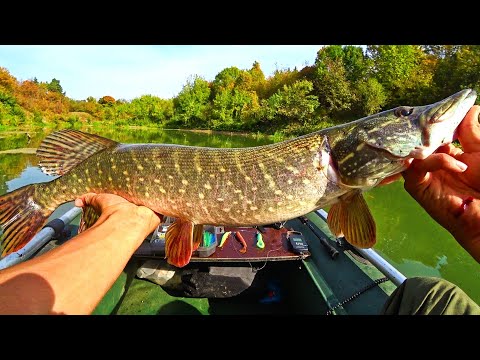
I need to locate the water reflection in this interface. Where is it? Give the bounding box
[0,127,273,193]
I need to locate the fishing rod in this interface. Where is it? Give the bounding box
[314,209,406,286]
[298,216,339,259]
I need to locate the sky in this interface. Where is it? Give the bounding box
[0,45,323,101]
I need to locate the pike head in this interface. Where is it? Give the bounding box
[324,89,477,249]
[327,88,477,189]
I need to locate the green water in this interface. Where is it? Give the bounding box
[0,127,479,305]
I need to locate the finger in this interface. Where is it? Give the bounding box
[435,143,463,157]
[74,193,98,208]
[410,152,467,174]
[402,153,467,187]
[458,105,480,153]
[402,160,429,187]
[378,173,402,186]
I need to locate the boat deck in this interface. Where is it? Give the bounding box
[12,204,399,315]
[93,216,396,315]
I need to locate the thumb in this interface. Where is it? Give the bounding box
[458,105,480,153]
[74,193,99,208]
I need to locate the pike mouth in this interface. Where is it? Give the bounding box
[411,89,477,159]
[433,88,477,124]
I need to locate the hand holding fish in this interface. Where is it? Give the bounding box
[402,105,480,262]
[0,192,162,314]
[75,192,161,242]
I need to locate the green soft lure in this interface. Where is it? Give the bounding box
[256,232,265,249]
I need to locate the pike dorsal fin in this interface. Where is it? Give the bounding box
[36,130,119,175]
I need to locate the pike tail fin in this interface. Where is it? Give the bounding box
[0,185,50,257]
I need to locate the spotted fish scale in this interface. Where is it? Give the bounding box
[37,135,337,226]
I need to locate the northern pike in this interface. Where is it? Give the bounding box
[0,89,476,267]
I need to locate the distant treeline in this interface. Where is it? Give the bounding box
[1,45,479,137]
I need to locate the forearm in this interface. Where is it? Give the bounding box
[0,213,152,315]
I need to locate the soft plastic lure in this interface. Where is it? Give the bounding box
[234,231,248,254]
[219,231,232,247]
[256,231,265,249]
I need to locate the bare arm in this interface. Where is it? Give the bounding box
[0,193,161,314]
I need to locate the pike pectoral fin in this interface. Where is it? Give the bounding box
[165,219,199,268]
[327,202,344,238]
[327,192,376,248]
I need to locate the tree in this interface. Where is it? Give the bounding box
[130,95,173,124]
[314,54,356,114]
[431,46,480,99]
[0,67,17,93]
[261,68,300,99]
[249,61,266,93]
[210,66,249,100]
[211,88,256,128]
[422,45,462,59]
[99,95,116,106]
[261,80,319,128]
[366,45,433,106]
[355,78,387,115]
[47,78,64,95]
[342,45,370,82]
[173,75,211,127]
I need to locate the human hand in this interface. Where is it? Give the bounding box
[402,105,480,262]
[74,193,162,240]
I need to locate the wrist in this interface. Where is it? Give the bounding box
[449,199,480,263]
[106,206,159,242]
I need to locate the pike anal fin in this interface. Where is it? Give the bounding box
[327,191,376,248]
[165,219,202,268]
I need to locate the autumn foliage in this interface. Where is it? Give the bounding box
[98,96,116,105]
[1,46,480,136]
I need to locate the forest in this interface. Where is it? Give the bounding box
[1,45,479,138]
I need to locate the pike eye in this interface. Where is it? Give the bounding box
[395,107,413,117]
